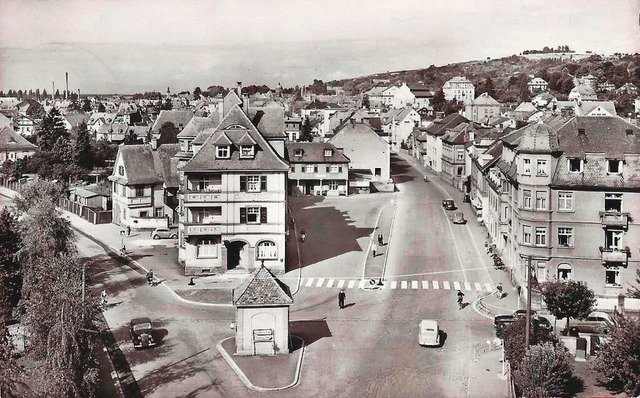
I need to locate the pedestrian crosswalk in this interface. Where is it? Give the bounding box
[300,277,496,292]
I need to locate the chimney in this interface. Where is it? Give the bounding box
[242,93,249,110]
[65,72,69,100]
[577,128,586,135]
[350,118,355,127]
[151,136,158,150]
[625,128,633,136]
[77,89,80,99]
[237,82,242,98]
[52,81,55,100]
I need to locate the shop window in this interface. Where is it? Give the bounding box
[257,241,277,259]
[197,238,218,258]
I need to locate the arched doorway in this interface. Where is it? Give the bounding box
[225,240,248,270]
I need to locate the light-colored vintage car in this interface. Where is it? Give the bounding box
[418,319,440,347]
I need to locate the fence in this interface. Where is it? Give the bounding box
[58,197,112,224]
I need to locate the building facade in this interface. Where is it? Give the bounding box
[442,76,475,104]
[286,142,349,196]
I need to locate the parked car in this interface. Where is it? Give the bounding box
[442,199,456,210]
[151,227,178,240]
[494,310,547,338]
[451,211,466,224]
[418,319,440,347]
[130,317,156,349]
[566,311,614,334]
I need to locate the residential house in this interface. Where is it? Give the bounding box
[63,113,90,130]
[389,83,415,109]
[367,86,388,106]
[301,100,347,137]
[569,84,598,101]
[175,116,221,166]
[151,109,195,136]
[528,77,548,93]
[329,120,390,192]
[441,122,476,190]
[0,125,38,162]
[286,142,349,196]
[407,83,433,110]
[0,113,12,129]
[68,184,112,210]
[597,82,616,93]
[417,113,468,172]
[380,86,399,107]
[616,82,638,96]
[442,76,475,104]
[579,74,598,90]
[513,102,539,122]
[109,143,180,227]
[95,123,130,143]
[382,107,420,151]
[284,116,302,141]
[13,115,34,137]
[178,105,290,275]
[464,93,501,123]
[574,101,617,117]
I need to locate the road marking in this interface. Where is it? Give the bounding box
[358,280,365,289]
[316,278,325,288]
[391,281,397,289]
[401,281,408,289]
[441,208,469,283]
[305,278,314,287]
[464,282,472,291]
[485,283,493,292]
[432,281,439,289]
[347,280,355,289]
[411,281,418,289]
[474,282,482,291]
[443,281,451,290]
[326,279,334,288]
[453,281,461,291]
[337,280,345,288]
[422,281,429,289]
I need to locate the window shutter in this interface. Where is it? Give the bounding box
[314,165,318,173]
[326,165,330,173]
[260,176,267,191]
[240,207,247,224]
[240,176,247,191]
[339,166,342,173]
[260,207,267,223]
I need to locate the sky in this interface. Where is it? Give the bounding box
[1,0,639,94]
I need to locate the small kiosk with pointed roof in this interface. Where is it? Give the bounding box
[232,265,293,356]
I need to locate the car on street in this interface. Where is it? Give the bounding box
[418,319,440,347]
[565,311,614,334]
[150,227,178,240]
[130,317,156,349]
[451,211,466,224]
[442,199,456,210]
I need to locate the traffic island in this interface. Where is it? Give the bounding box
[216,336,304,391]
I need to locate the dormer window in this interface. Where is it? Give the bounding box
[216,145,230,159]
[568,158,583,173]
[240,145,255,158]
[324,149,333,157]
[295,149,304,157]
[607,159,622,174]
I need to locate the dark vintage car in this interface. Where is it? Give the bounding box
[130,317,156,349]
[442,199,456,210]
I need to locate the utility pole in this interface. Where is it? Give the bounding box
[524,255,532,347]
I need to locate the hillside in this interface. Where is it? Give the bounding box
[328,52,640,113]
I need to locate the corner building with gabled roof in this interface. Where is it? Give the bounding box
[178,104,290,275]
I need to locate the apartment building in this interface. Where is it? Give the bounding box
[286,142,349,196]
[442,76,475,104]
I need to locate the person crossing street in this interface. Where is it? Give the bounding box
[338,289,346,309]
[371,242,377,257]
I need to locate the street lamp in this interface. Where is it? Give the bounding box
[520,254,543,347]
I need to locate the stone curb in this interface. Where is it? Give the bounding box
[216,335,305,392]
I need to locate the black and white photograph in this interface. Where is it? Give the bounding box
[1,1,640,397]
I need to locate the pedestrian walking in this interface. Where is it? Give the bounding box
[126,225,131,236]
[146,269,154,285]
[100,290,108,306]
[495,282,503,299]
[377,233,383,246]
[338,289,346,309]
[457,290,465,310]
[371,242,377,257]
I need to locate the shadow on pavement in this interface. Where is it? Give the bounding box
[289,319,332,350]
[137,351,208,396]
[390,153,416,184]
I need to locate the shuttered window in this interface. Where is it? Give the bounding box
[260,207,267,223]
[239,176,247,191]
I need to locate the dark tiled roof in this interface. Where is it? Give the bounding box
[497,159,518,182]
[176,115,220,138]
[442,122,476,145]
[285,142,350,163]
[304,99,328,110]
[233,266,293,306]
[152,110,194,132]
[517,121,560,154]
[0,126,37,151]
[64,113,90,127]
[192,130,214,145]
[479,141,504,172]
[113,145,161,185]
[425,113,468,136]
[248,107,286,139]
[154,144,180,188]
[182,106,289,172]
[555,116,640,158]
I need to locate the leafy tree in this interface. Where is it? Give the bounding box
[362,94,370,109]
[0,208,22,310]
[502,317,557,367]
[193,86,202,99]
[483,77,497,99]
[431,89,446,112]
[37,108,69,153]
[591,313,640,396]
[157,121,179,145]
[97,102,106,112]
[15,179,65,214]
[54,89,60,99]
[160,98,173,111]
[73,121,93,169]
[81,99,92,112]
[123,130,142,145]
[444,99,464,116]
[42,88,48,99]
[540,280,596,332]
[299,117,314,142]
[0,283,26,397]
[90,140,117,167]
[628,268,640,298]
[514,342,574,398]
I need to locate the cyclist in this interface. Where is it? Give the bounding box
[457,290,465,310]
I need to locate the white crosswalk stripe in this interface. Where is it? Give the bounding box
[300,278,493,293]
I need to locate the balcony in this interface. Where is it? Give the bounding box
[599,211,629,229]
[126,196,152,207]
[599,246,630,265]
[183,190,285,204]
[183,222,285,236]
